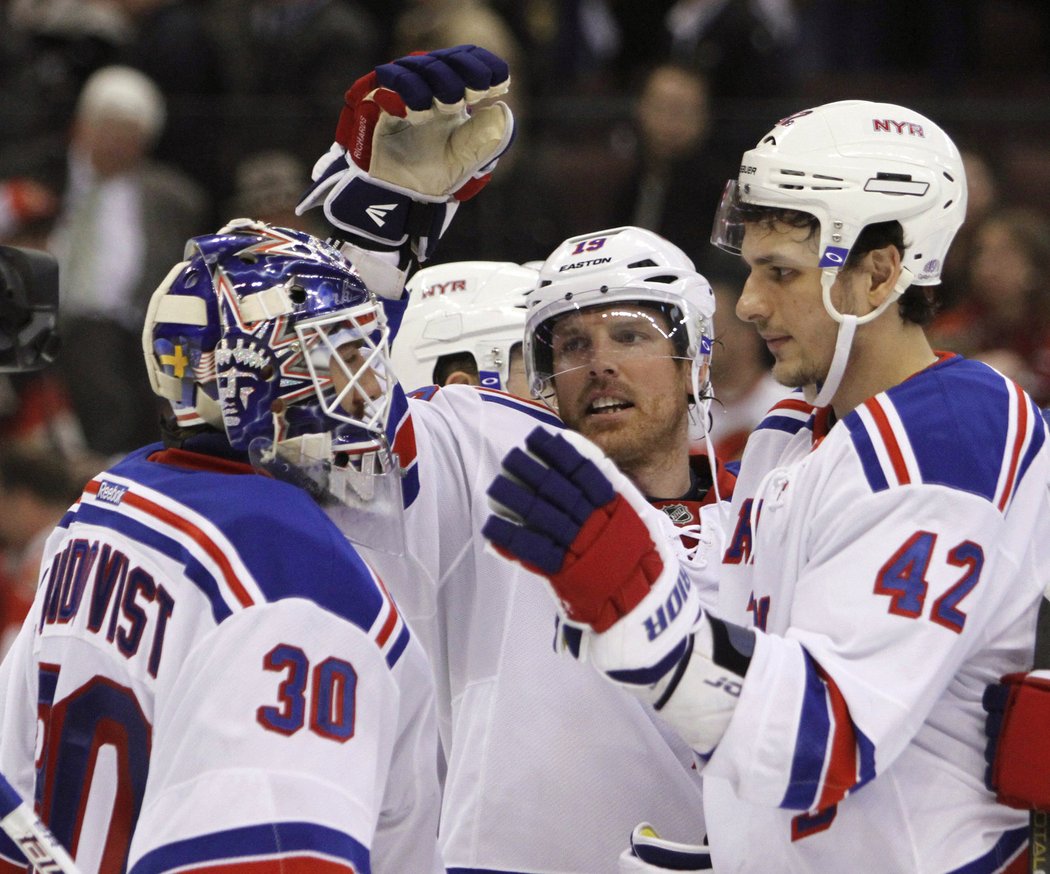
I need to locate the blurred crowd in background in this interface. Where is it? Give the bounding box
[1,0,1049,650]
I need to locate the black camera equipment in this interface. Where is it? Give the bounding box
[0,245,59,372]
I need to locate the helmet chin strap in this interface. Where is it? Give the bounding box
[811,266,914,408]
[687,356,721,504]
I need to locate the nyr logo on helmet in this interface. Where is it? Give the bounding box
[872,119,925,137]
[420,279,467,299]
[818,246,850,268]
[96,480,128,506]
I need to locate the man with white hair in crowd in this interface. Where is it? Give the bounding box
[50,64,208,456]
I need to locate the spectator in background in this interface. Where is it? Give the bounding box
[661,0,800,99]
[1,0,131,148]
[389,0,565,263]
[0,370,89,461]
[48,65,209,456]
[938,147,1002,307]
[707,277,789,461]
[930,205,1050,404]
[0,177,58,246]
[610,62,734,265]
[392,0,524,89]
[207,0,383,200]
[226,149,327,236]
[0,447,85,657]
[111,0,226,201]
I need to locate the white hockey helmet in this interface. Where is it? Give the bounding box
[524,226,715,439]
[711,100,967,405]
[711,100,966,284]
[392,260,537,392]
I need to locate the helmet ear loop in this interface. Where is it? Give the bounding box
[687,350,721,504]
[537,378,559,412]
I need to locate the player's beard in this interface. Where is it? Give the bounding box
[563,380,690,487]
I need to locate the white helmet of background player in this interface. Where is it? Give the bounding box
[524,225,716,444]
[711,99,967,405]
[392,260,537,392]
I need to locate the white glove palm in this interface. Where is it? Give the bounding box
[297,45,514,266]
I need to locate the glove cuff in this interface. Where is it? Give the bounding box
[297,147,454,262]
[651,612,754,758]
[335,241,409,300]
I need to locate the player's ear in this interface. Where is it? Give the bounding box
[864,244,903,310]
[444,370,480,387]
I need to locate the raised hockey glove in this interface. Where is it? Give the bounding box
[618,823,713,872]
[296,44,514,270]
[983,670,1050,809]
[483,426,699,682]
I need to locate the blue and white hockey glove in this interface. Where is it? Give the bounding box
[618,823,712,872]
[296,44,514,277]
[483,426,755,756]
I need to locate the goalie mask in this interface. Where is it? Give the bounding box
[144,219,405,552]
[392,260,537,393]
[524,226,715,448]
[710,99,967,405]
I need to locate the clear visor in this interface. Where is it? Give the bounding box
[710,179,746,254]
[532,298,696,397]
[249,434,406,556]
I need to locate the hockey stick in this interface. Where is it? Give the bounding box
[0,772,82,874]
[1029,596,1050,874]
[1033,809,1047,874]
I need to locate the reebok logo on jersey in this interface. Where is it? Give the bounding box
[366,204,398,226]
[96,481,128,505]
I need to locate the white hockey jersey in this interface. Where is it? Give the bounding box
[703,354,1049,873]
[0,444,442,874]
[362,383,726,874]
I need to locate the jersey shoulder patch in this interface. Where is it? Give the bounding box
[74,455,409,665]
[842,355,1045,510]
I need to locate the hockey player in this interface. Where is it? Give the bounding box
[390,259,537,397]
[296,46,732,872]
[0,220,442,873]
[484,100,1050,872]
